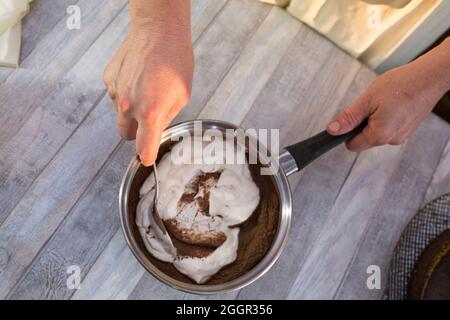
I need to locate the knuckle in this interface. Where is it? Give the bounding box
[107,87,114,98]
[341,109,360,128]
[179,92,191,107]
[103,68,113,86]
[374,130,391,145]
[390,136,407,145]
[389,140,402,146]
[117,98,131,113]
[137,106,158,121]
[346,141,359,152]
[176,85,192,107]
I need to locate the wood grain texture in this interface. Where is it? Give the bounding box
[190,0,228,42]
[0,69,12,85]
[0,0,127,148]
[3,0,231,300]
[237,35,374,300]
[199,6,301,123]
[287,115,450,299]
[423,133,450,204]
[287,144,405,299]
[7,141,133,300]
[0,0,79,84]
[0,7,129,226]
[129,4,302,300]
[22,0,82,64]
[127,8,364,301]
[1,0,448,300]
[77,0,273,301]
[71,230,145,300]
[176,0,271,122]
[333,116,450,299]
[0,96,121,299]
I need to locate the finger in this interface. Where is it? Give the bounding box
[103,40,128,87]
[162,102,183,129]
[345,124,379,152]
[117,112,138,140]
[327,95,371,136]
[103,64,115,87]
[136,119,164,166]
[108,83,117,101]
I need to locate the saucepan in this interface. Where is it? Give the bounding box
[119,119,366,294]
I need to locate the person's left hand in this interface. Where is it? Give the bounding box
[326,64,447,151]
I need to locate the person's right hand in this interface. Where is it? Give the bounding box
[103,4,194,166]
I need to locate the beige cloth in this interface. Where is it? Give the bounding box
[0,0,32,67]
[260,0,442,69]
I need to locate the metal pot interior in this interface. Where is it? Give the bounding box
[119,120,292,294]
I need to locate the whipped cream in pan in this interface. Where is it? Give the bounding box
[136,136,260,284]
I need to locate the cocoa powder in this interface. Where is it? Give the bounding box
[145,163,280,284]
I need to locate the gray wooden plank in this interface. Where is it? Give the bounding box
[21,0,83,62]
[129,271,239,300]
[191,0,228,41]
[129,5,302,300]
[423,133,450,204]
[74,3,448,300]
[129,6,365,302]
[0,7,129,225]
[236,38,374,300]
[73,0,271,300]
[71,230,145,300]
[1,0,221,86]
[7,141,133,300]
[284,114,449,299]
[286,144,404,299]
[0,0,81,84]
[334,115,450,300]
[0,0,127,148]
[3,0,445,301]
[0,70,13,87]
[198,6,301,123]
[0,69,13,84]
[0,95,121,299]
[175,0,271,122]
[127,5,369,301]
[5,0,233,300]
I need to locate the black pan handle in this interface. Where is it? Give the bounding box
[284,119,368,171]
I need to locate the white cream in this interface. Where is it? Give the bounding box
[136,135,260,284]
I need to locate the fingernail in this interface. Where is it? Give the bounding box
[328,121,340,132]
[140,158,151,167]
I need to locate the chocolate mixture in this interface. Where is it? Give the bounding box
[143,163,280,285]
[164,171,227,251]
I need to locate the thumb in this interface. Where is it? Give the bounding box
[327,96,370,136]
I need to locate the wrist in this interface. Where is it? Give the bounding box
[414,37,450,96]
[437,37,450,89]
[129,0,191,32]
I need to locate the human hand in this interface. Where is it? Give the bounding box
[103,1,194,166]
[326,63,448,151]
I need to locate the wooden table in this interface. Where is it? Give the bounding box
[0,0,449,300]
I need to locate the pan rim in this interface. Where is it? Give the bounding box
[118,119,293,294]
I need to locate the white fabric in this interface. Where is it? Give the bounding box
[260,0,442,69]
[0,0,32,67]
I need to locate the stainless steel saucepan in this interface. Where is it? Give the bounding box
[119,119,366,294]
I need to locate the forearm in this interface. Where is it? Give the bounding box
[408,37,450,97]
